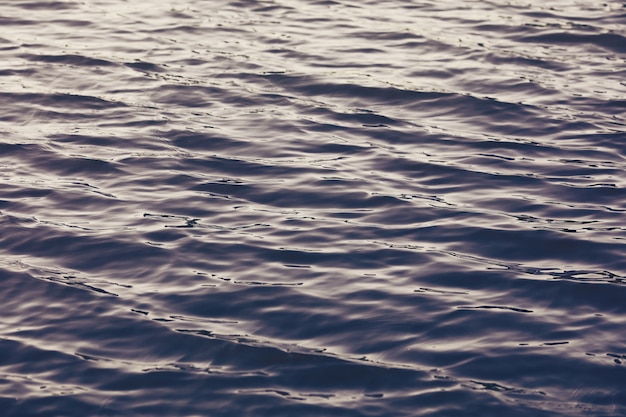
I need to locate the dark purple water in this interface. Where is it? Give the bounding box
[1,0,625,416]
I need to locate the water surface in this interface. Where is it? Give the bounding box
[1,1,625,416]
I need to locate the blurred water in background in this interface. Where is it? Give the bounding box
[0,1,625,416]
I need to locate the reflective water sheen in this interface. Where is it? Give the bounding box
[1,0,625,416]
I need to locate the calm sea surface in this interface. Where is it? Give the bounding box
[1,1,625,416]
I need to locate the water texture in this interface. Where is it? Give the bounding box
[1,0,625,416]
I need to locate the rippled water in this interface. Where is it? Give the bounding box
[1,0,625,416]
